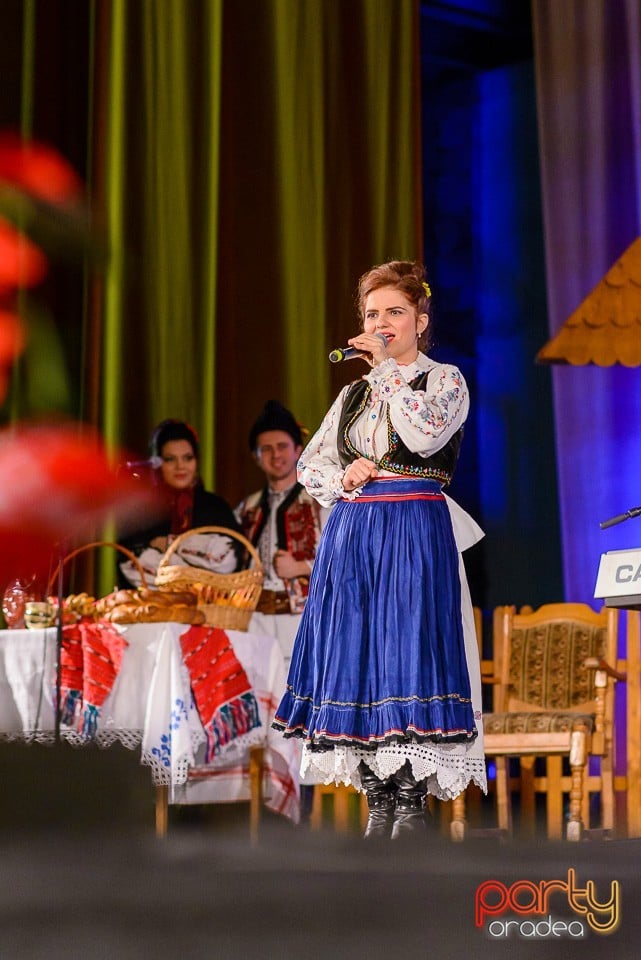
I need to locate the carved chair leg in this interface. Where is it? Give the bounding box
[249,746,263,845]
[495,756,512,836]
[155,785,168,838]
[450,791,466,841]
[567,730,587,841]
[545,755,564,840]
[520,756,536,838]
[600,752,615,836]
[333,786,352,832]
[580,762,590,831]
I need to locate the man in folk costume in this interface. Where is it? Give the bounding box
[236,401,331,668]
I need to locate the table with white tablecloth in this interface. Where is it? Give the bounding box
[0,623,300,822]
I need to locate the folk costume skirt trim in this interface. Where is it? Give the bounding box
[272,478,477,751]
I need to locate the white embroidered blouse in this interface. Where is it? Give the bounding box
[297,353,469,507]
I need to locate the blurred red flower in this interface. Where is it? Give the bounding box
[0,425,163,586]
[0,218,48,292]
[0,136,150,595]
[0,133,85,400]
[0,132,82,203]
[0,310,26,363]
[0,310,26,402]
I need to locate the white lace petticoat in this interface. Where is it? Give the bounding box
[300,740,487,801]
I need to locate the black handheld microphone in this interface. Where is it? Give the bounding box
[600,506,641,529]
[328,332,389,363]
[124,456,163,470]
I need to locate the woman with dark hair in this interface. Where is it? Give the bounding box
[119,419,243,587]
[272,260,486,839]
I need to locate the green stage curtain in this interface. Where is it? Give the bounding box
[93,0,421,501]
[97,0,223,489]
[3,0,423,590]
[213,0,423,503]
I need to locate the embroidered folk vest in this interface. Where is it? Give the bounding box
[238,484,321,562]
[237,484,322,612]
[336,372,463,486]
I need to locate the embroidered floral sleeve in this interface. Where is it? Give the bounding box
[366,357,469,454]
[297,386,354,506]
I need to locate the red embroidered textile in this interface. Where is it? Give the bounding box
[60,619,128,736]
[59,622,83,719]
[166,485,195,534]
[180,625,261,761]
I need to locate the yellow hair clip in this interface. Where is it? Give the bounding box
[422,281,432,298]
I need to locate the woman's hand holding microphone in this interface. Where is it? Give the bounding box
[346,331,390,367]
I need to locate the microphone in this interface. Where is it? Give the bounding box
[124,456,163,470]
[600,506,641,529]
[328,332,390,363]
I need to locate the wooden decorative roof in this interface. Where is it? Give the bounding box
[537,236,641,366]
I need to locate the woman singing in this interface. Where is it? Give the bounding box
[273,260,486,839]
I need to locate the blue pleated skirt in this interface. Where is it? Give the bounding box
[273,477,477,750]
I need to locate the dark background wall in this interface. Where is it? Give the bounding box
[420,0,563,609]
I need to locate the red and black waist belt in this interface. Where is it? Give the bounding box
[256,589,291,615]
[342,477,446,503]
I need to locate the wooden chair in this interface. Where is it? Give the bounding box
[154,745,264,843]
[458,603,622,841]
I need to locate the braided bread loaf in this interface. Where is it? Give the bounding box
[95,587,205,625]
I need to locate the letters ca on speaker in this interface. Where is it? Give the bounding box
[475,868,620,939]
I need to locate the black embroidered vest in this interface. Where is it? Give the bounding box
[336,372,463,486]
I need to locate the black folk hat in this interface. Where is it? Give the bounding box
[248,400,304,452]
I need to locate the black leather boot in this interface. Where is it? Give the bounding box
[359,762,396,839]
[390,761,428,839]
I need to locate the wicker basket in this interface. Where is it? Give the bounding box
[47,540,148,595]
[155,525,263,631]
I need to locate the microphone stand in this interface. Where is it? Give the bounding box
[600,506,641,529]
[53,542,67,744]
